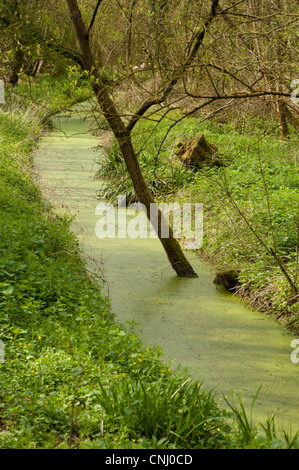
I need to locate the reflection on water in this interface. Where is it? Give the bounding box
[35,101,299,433]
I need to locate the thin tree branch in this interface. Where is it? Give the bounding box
[87,0,104,36]
[206,62,255,92]
[183,90,291,100]
[219,169,298,294]
[126,0,220,133]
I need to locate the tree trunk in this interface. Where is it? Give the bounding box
[65,0,198,278]
[282,101,299,134]
[277,98,289,140]
[9,46,23,87]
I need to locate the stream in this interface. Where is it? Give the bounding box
[35,101,299,433]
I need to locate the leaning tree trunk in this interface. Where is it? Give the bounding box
[65,0,198,278]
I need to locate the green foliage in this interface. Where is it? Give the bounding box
[4,73,92,120]
[190,129,299,317]
[98,112,299,320]
[95,375,227,448]
[0,78,298,449]
[96,112,197,204]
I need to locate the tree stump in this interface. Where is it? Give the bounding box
[174,132,221,169]
[213,269,240,291]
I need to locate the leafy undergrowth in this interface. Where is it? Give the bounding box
[98,111,299,327]
[3,72,93,121]
[0,78,298,449]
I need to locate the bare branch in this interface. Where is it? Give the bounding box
[126,0,220,133]
[87,0,104,36]
[183,90,291,100]
[206,62,255,91]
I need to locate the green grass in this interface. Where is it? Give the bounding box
[98,110,299,324]
[0,77,298,449]
[0,106,226,449]
[3,72,93,121]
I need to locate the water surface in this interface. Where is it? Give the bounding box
[35,102,299,433]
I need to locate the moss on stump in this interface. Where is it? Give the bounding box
[213,269,240,291]
[174,132,222,170]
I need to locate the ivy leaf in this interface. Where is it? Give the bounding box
[1,285,14,295]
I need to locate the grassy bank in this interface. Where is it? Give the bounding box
[0,77,298,449]
[98,111,299,329]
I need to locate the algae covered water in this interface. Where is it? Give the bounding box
[35,101,299,433]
